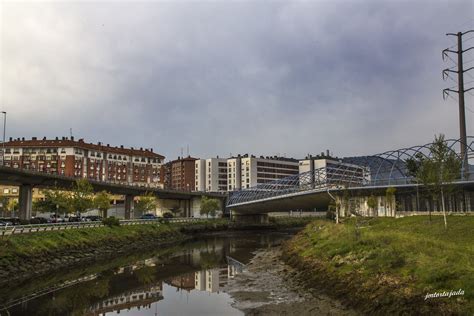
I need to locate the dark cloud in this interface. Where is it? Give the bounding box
[1,0,473,160]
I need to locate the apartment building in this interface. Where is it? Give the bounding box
[227,154,299,191]
[299,156,370,187]
[194,158,228,192]
[161,156,197,191]
[2,137,164,187]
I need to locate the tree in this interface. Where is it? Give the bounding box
[415,135,461,229]
[32,198,57,214]
[94,191,111,218]
[367,195,377,217]
[43,188,70,215]
[0,196,9,217]
[70,179,95,216]
[200,196,220,218]
[408,135,462,227]
[134,192,156,216]
[385,187,397,217]
[341,187,350,217]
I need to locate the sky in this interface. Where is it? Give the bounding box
[1,0,474,161]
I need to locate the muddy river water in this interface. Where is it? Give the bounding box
[0,230,354,316]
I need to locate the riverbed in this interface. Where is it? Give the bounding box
[0,229,353,316]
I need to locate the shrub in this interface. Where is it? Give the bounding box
[102,216,120,227]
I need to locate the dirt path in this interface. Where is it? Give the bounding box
[224,246,358,316]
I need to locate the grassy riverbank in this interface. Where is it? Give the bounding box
[0,219,228,257]
[0,219,229,282]
[0,217,312,283]
[282,216,474,314]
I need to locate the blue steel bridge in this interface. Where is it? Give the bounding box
[227,137,474,213]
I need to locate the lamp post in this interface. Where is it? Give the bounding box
[1,111,6,166]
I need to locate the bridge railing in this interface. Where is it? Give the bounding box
[0,217,213,236]
[227,137,474,206]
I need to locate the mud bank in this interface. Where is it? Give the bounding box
[225,246,357,316]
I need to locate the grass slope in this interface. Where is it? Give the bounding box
[0,220,229,259]
[283,216,474,315]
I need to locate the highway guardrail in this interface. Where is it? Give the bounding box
[0,217,212,236]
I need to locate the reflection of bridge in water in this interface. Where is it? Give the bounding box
[227,137,474,219]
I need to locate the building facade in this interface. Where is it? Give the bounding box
[194,158,228,192]
[2,137,164,187]
[299,156,370,187]
[227,155,299,191]
[161,156,197,191]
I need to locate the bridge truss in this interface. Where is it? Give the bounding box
[227,137,474,206]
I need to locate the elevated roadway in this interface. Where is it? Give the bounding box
[0,166,227,220]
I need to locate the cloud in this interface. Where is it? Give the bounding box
[1,0,473,160]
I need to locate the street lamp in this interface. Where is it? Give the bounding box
[1,111,6,166]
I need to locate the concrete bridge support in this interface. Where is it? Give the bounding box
[124,194,134,219]
[231,212,269,224]
[184,199,192,217]
[19,184,33,220]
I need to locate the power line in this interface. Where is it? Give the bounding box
[462,36,474,44]
[442,30,474,178]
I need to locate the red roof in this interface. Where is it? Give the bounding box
[5,138,165,159]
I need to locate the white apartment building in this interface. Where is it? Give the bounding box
[299,157,370,187]
[194,158,228,192]
[227,155,299,191]
[194,268,228,293]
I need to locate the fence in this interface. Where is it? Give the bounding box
[0,217,210,236]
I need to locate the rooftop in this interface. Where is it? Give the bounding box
[4,136,165,159]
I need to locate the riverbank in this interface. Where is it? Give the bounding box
[282,216,474,315]
[225,246,356,315]
[0,217,313,284]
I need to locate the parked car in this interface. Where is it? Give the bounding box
[68,216,81,222]
[0,220,13,227]
[85,215,102,222]
[30,217,48,224]
[49,215,65,223]
[140,214,158,220]
[163,212,174,219]
[3,217,21,226]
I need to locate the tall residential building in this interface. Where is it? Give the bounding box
[2,137,164,187]
[299,156,370,187]
[194,158,227,192]
[161,156,197,191]
[227,154,299,191]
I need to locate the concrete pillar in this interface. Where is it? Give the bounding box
[124,194,134,219]
[19,184,33,220]
[187,199,192,217]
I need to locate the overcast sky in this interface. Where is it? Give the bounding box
[1,0,473,160]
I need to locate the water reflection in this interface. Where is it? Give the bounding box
[1,231,294,316]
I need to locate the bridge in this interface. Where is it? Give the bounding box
[227,137,474,222]
[0,166,227,220]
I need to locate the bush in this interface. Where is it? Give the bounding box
[102,216,120,227]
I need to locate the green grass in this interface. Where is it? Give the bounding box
[284,215,474,314]
[0,225,173,257]
[269,216,316,227]
[0,219,229,259]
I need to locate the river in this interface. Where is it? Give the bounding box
[0,230,301,316]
